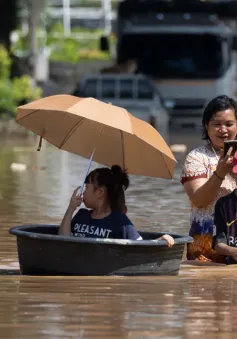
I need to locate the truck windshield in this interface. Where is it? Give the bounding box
[118,33,225,79]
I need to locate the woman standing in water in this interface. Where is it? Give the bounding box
[181,95,237,262]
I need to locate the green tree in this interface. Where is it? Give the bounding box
[0,45,41,117]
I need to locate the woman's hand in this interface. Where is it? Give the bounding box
[215,147,233,179]
[156,234,174,247]
[68,186,83,212]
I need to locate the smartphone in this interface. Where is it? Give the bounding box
[224,140,237,156]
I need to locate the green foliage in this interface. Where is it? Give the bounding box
[11,24,115,63]
[48,24,113,63]
[0,79,15,114]
[12,76,42,104]
[11,33,28,53]
[0,45,11,78]
[49,38,81,64]
[0,45,41,117]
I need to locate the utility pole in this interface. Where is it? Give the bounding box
[101,0,112,35]
[63,0,71,36]
[27,0,45,86]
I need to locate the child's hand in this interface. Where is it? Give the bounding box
[69,186,82,211]
[232,251,237,262]
[156,234,174,247]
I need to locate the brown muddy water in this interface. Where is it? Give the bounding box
[0,132,237,339]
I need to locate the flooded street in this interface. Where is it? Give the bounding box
[1,132,237,338]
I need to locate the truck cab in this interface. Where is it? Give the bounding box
[102,0,237,128]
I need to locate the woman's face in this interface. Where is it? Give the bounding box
[206,109,237,149]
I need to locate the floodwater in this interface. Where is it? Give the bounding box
[0,132,237,338]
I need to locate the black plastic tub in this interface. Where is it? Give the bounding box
[9,225,193,276]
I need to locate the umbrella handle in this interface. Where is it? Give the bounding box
[77,149,95,196]
[37,136,43,151]
[77,125,103,196]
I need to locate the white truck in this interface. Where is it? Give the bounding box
[101,0,237,128]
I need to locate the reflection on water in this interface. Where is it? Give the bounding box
[1,132,236,338]
[1,273,237,338]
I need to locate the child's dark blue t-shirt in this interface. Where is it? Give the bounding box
[213,190,237,248]
[213,190,237,264]
[71,208,142,240]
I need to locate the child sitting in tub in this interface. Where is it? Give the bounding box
[58,164,174,246]
[213,188,237,264]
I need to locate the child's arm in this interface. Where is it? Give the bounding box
[215,242,237,259]
[155,234,174,247]
[122,216,142,240]
[58,186,82,236]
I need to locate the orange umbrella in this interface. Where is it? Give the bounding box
[16,94,176,179]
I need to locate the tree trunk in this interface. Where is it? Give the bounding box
[27,0,46,85]
[0,0,18,50]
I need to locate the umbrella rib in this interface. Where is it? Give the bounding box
[16,109,40,122]
[58,117,85,149]
[159,151,173,179]
[120,130,125,171]
[134,135,175,178]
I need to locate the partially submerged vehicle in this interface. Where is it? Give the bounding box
[73,73,169,138]
[9,225,193,276]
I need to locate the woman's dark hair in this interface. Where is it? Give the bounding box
[85,164,129,212]
[202,95,237,140]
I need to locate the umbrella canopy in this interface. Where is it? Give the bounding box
[16,94,176,179]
